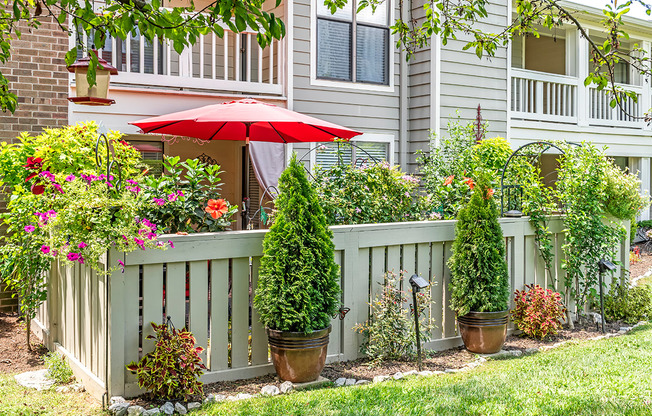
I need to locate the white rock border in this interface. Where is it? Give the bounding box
[107,321,647,414]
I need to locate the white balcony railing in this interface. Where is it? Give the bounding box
[589,84,643,128]
[511,68,578,123]
[511,68,648,129]
[76,28,284,96]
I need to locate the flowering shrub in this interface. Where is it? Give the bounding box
[126,321,206,400]
[630,246,641,264]
[0,123,166,347]
[313,161,421,225]
[603,162,648,220]
[139,156,237,233]
[353,270,433,364]
[417,118,510,219]
[511,285,566,339]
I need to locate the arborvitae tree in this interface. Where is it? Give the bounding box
[448,176,510,316]
[254,154,340,333]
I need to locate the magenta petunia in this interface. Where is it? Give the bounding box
[67,252,80,261]
[24,225,35,233]
[40,245,50,254]
[65,174,76,182]
[168,240,175,249]
[152,198,165,206]
[78,242,87,249]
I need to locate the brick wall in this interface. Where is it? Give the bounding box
[0,16,69,143]
[0,16,68,313]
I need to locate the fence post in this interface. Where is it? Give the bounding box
[106,250,125,397]
[339,230,367,361]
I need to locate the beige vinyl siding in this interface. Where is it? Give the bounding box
[438,0,508,139]
[292,0,401,168]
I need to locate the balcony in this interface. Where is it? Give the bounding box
[511,69,648,130]
[74,27,285,97]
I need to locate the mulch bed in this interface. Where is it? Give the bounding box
[0,313,47,375]
[629,252,652,282]
[202,319,623,397]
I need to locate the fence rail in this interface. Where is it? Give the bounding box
[33,217,629,400]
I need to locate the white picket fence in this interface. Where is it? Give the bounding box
[32,216,629,400]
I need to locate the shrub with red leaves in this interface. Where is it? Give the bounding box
[511,284,567,339]
[126,322,206,400]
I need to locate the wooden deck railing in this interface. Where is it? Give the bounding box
[32,216,629,400]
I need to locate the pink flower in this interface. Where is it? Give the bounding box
[176,190,184,197]
[65,174,76,182]
[152,198,165,206]
[40,245,50,254]
[78,242,87,249]
[24,225,35,233]
[168,240,175,249]
[67,252,80,261]
[167,193,178,202]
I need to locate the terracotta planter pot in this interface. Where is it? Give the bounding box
[266,326,331,383]
[457,310,509,354]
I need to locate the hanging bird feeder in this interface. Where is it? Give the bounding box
[67,50,118,106]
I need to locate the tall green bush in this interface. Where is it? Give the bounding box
[253,155,340,333]
[448,176,510,316]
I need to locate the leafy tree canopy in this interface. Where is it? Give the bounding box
[0,0,650,120]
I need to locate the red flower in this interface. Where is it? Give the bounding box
[443,175,454,186]
[205,199,228,219]
[463,177,474,190]
[31,183,45,195]
[486,188,495,198]
[24,156,44,182]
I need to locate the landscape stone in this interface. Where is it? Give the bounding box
[392,372,404,380]
[127,405,144,415]
[55,385,69,393]
[261,385,280,396]
[280,381,294,393]
[14,369,55,391]
[174,402,187,415]
[345,378,356,386]
[110,396,127,406]
[524,348,539,355]
[235,393,253,400]
[372,375,389,383]
[108,403,129,416]
[160,402,174,415]
[620,327,632,332]
[508,350,523,357]
[417,370,434,377]
[142,408,160,416]
[355,380,370,385]
[70,383,84,392]
[293,376,330,391]
[403,370,418,377]
[334,377,347,387]
[213,394,227,401]
[187,402,201,410]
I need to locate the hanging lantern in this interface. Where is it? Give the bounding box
[67,50,118,106]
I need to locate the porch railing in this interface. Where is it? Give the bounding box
[75,27,284,96]
[511,68,578,123]
[589,84,644,128]
[32,217,629,400]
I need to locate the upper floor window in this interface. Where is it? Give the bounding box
[589,35,637,85]
[316,0,389,85]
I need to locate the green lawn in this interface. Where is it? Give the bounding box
[205,324,652,416]
[0,374,105,416]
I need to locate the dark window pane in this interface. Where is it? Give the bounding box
[317,19,351,81]
[356,25,388,84]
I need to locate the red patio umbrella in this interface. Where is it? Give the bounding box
[129,98,362,143]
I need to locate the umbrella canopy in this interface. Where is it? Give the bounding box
[129,98,362,143]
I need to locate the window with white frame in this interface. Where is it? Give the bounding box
[316,0,390,85]
[315,139,391,169]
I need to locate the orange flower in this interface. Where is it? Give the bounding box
[486,188,495,198]
[463,177,474,190]
[443,175,455,186]
[205,199,229,219]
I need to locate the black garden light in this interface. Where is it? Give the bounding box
[409,274,429,371]
[598,259,616,333]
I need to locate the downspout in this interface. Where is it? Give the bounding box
[398,0,409,171]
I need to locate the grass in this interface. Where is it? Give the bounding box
[204,324,652,416]
[0,374,106,416]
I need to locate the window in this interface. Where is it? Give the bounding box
[315,140,391,169]
[589,35,637,85]
[512,34,566,75]
[316,0,389,85]
[128,141,164,175]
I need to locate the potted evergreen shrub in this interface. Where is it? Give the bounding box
[253,155,340,382]
[449,176,510,353]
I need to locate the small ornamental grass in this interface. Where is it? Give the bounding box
[511,284,566,339]
[353,270,433,364]
[126,322,206,400]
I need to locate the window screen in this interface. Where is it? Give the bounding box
[356,25,389,84]
[315,141,389,169]
[317,19,352,81]
[316,142,353,168]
